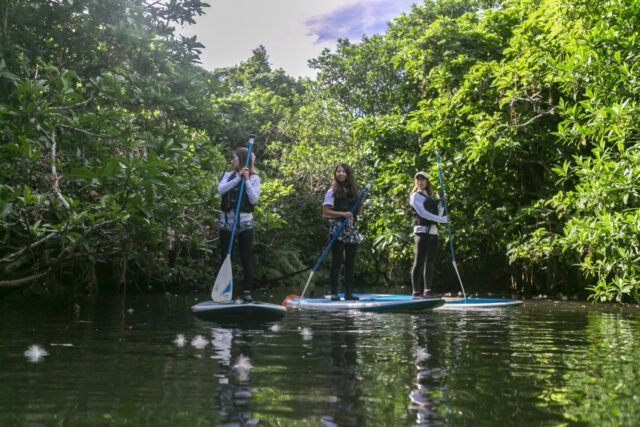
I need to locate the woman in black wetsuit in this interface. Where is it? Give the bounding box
[409,171,448,297]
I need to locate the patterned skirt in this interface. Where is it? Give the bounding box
[328,218,361,244]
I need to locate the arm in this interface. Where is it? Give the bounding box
[323,205,353,219]
[217,172,241,194]
[410,192,448,223]
[322,188,353,219]
[244,174,261,205]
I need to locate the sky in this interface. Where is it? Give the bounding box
[179,0,417,78]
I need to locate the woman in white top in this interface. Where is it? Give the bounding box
[218,147,260,302]
[409,171,448,297]
[322,164,364,301]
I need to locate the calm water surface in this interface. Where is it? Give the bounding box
[1,294,639,426]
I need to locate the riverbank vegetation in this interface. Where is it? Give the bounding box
[1,0,638,302]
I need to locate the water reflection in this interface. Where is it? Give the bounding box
[408,315,447,425]
[325,315,360,426]
[1,296,639,426]
[410,350,434,423]
[539,312,640,425]
[23,344,49,363]
[299,326,313,340]
[190,334,208,349]
[173,333,186,347]
[210,326,259,426]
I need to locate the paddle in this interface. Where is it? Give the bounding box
[435,150,467,300]
[211,134,256,302]
[298,181,373,299]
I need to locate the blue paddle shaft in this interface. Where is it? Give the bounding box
[226,136,255,255]
[435,151,456,262]
[311,181,372,272]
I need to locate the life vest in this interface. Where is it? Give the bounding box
[220,172,255,213]
[332,187,357,218]
[412,191,438,226]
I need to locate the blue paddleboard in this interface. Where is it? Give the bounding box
[340,294,522,310]
[285,294,445,313]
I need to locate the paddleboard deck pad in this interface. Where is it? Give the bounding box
[192,300,286,322]
[285,294,445,313]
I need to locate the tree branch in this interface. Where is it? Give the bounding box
[0,232,58,263]
[51,95,94,111]
[0,272,48,288]
[513,109,556,128]
[58,123,110,138]
[38,124,71,210]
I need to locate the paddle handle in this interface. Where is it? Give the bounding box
[226,134,256,255]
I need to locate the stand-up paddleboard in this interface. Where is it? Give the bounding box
[288,293,522,312]
[192,300,287,322]
[284,294,445,313]
[329,293,522,310]
[196,135,286,323]
[436,297,523,310]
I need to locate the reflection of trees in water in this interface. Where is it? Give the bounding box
[323,315,361,426]
[531,312,640,426]
[408,312,520,423]
[408,315,448,426]
[321,313,433,425]
[211,327,257,426]
[416,308,578,425]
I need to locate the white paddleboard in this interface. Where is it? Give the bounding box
[192,300,286,322]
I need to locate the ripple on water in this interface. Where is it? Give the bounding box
[1,296,639,426]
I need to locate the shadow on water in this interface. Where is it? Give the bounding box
[1,295,639,426]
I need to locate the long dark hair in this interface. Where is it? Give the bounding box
[331,163,358,199]
[233,147,255,173]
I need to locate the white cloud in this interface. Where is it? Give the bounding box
[307,0,415,43]
[179,0,416,78]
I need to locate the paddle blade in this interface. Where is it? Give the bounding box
[299,271,315,299]
[451,260,467,300]
[212,256,233,302]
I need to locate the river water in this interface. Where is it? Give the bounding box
[1,295,639,426]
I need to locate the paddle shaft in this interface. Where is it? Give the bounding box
[300,181,372,298]
[435,151,467,300]
[226,135,255,256]
[435,151,455,261]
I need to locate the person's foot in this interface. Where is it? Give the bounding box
[423,290,439,299]
[412,291,422,298]
[344,294,359,301]
[329,294,340,301]
[242,291,254,303]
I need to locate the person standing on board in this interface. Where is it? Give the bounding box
[218,147,261,303]
[322,164,364,301]
[409,171,448,298]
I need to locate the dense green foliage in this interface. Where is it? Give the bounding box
[0,0,221,293]
[273,0,639,302]
[1,0,638,302]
